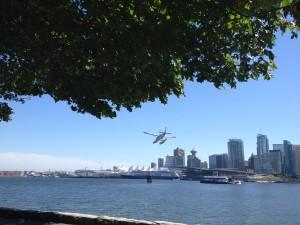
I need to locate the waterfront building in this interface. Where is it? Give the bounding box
[283,140,293,175]
[173,147,185,167]
[209,154,228,169]
[187,150,201,168]
[158,158,164,168]
[165,155,174,168]
[151,162,157,169]
[269,150,282,174]
[228,139,245,170]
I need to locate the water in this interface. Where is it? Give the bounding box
[0,177,299,225]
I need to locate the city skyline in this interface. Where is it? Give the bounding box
[0,133,299,171]
[158,134,300,176]
[1,34,300,170]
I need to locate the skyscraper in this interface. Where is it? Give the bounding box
[150,162,157,169]
[283,140,293,175]
[209,155,218,169]
[256,134,271,173]
[269,150,282,174]
[273,144,284,154]
[248,154,255,170]
[257,134,269,156]
[165,155,174,168]
[158,158,164,168]
[253,155,261,172]
[228,139,245,170]
[292,148,300,176]
[209,154,228,169]
[187,150,201,168]
[173,147,185,167]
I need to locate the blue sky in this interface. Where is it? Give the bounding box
[0,34,300,170]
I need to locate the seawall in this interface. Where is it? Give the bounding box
[0,207,185,225]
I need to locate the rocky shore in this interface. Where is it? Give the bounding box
[0,208,185,225]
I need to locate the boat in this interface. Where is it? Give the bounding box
[200,176,242,184]
[121,170,180,180]
[200,176,243,184]
[232,180,243,185]
[60,169,122,178]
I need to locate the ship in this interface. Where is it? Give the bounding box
[121,170,180,180]
[60,169,122,178]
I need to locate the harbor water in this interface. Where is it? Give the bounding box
[0,177,299,225]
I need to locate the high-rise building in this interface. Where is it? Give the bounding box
[273,144,284,154]
[253,155,261,172]
[257,134,269,156]
[292,148,300,176]
[269,150,282,174]
[256,134,271,173]
[158,158,164,168]
[228,139,245,170]
[187,150,201,168]
[248,153,261,172]
[220,153,229,168]
[292,145,300,151]
[165,155,174,168]
[209,154,228,169]
[173,147,185,167]
[283,140,293,175]
[248,154,255,170]
[150,162,157,169]
[209,155,217,169]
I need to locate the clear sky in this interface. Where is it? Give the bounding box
[1,34,300,171]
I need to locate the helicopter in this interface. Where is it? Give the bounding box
[144,127,176,144]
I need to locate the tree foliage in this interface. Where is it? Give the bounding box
[0,0,300,121]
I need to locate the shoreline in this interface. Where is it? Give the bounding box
[1,175,300,183]
[0,207,185,225]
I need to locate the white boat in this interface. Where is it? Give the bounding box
[232,180,242,185]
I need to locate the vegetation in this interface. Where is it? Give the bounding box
[1,0,300,121]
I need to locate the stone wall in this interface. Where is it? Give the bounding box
[0,208,185,225]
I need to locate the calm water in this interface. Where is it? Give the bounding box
[0,177,299,225]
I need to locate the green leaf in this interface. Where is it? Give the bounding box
[279,0,295,8]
